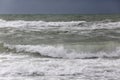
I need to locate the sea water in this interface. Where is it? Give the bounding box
[0,14,120,80]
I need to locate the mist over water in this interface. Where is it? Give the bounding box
[0,14,120,80]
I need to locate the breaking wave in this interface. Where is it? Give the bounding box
[3,43,120,59]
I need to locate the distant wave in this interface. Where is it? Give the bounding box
[0,19,85,28]
[0,19,120,30]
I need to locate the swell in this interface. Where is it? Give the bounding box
[0,29,120,46]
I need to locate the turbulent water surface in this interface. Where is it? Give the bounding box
[0,14,120,80]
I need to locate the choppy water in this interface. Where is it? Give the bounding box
[0,14,120,80]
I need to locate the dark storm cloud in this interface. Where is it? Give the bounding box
[0,0,120,14]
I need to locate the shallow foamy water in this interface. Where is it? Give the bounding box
[0,54,120,80]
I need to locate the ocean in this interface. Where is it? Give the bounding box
[0,14,120,80]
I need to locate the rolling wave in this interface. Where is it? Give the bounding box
[3,43,120,59]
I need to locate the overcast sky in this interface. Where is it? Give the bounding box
[0,0,120,14]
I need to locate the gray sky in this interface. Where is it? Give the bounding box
[0,0,120,14]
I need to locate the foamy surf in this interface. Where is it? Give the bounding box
[0,53,120,80]
[0,19,120,30]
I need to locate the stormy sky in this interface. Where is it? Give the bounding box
[0,0,120,14]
